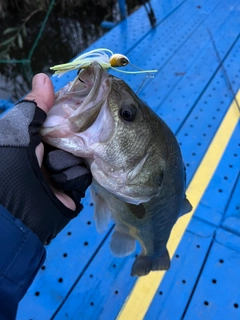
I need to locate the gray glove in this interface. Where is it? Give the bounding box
[0,100,92,245]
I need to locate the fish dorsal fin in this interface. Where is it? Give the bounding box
[126,203,146,219]
[90,187,111,233]
[110,229,136,257]
[180,196,192,217]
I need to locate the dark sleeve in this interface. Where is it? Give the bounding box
[0,205,46,320]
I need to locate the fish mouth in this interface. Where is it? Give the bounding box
[68,62,111,133]
[41,62,111,136]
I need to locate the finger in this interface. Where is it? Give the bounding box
[36,144,77,210]
[50,166,92,192]
[25,73,55,113]
[51,186,76,211]
[45,150,84,172]
[35,142,44,167]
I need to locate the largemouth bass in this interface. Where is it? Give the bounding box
[41,62,192,276]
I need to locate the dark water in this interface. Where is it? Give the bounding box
[0,1,139,102]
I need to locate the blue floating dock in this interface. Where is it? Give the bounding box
[13,0,240,318]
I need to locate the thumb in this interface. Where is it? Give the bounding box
[25,73,55,114]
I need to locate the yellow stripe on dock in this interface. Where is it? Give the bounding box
[117,93,240,320]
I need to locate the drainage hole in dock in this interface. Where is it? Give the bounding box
[58,278,63,283]
[115,290,119,294]
[41,265,46,270]
[159,291,163,295]
[89,274,93,278]
[219,259,224,264]
[182,280,186,284]
[204,301,209,306]
[35,291,40,297]
[67,231,72,236]
[90,302,94,306]
[234,303,239,309]
[84,241,89,246]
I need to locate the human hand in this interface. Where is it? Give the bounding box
[0,74,92,245]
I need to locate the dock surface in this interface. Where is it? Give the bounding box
[16,0,240,319]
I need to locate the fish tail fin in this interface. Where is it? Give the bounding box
[151,249,170,271]
[131,249,170,277]
[110,229,136,257]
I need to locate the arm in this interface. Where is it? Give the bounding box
[0,205,46,320]
[0,74,91,318]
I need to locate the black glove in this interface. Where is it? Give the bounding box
[44,148,91,204]
[0,100,92,245]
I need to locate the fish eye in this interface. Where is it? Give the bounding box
[120,104,137,122]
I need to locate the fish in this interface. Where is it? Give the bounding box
[40,61,192,276]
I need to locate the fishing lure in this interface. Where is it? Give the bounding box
[50,48,158,91]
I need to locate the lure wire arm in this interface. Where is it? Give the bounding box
[207,29,240,113]
[136,75,154,95]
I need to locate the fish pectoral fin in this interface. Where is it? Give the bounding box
[180,196,193,216]
[110,229,136,257]
[131,249,170,277]
[91,188,111,233]
[127,153,149,182]
[126,203,146,219]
